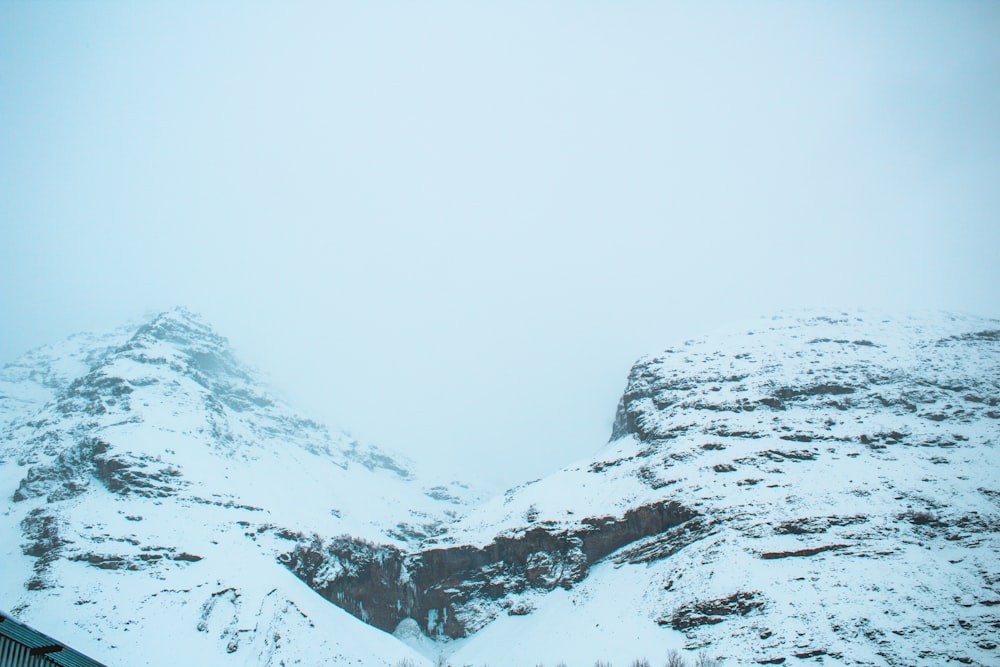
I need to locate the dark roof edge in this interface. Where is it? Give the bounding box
[0,611,110,667]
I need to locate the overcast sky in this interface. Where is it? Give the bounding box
[2,1,998,489]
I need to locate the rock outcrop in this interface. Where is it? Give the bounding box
[281,500,696,638]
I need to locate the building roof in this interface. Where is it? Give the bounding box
[0,612,108,667]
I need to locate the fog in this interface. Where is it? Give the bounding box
[2,1,998,488]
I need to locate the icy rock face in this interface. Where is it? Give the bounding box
[612,316,1000,447]
[0,308,468,667]
[441,312,1000,667]
[281,499,695,638]
[280,535,413,633]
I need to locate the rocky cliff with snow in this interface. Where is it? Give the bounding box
[1,310,998,666]
[427,312,1000,666]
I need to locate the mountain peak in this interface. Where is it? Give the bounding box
[128,306,229,351]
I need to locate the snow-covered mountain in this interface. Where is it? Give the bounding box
[426,312,1000,666]
[2,309,998,667]
[0,308,474,666]
[276,311,999,667]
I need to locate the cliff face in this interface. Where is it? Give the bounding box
[281,500,696,638]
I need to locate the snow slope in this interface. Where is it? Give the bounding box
[0,308,475,666]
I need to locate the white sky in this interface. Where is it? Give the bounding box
[2,1,998,489]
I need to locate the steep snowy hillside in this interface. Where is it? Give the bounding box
[294,312,999,667]
[0,326,135,428]
[0,308,473,666]
[438,312,1000,666]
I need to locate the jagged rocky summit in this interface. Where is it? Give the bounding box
[1,309,998,667]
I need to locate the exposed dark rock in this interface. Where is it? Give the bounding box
[859,431,909,446]
[736,450,817,467]
[190,496,264,512]
[21,509,69,558]
[576,501,696,562]
[173,552,203,562]
[610,380,644,441]
[610,360,751,441]
[343,441,411,479]
[506,602,533,616]
[70,554,139,570]
[662,591,764,630]
[763,449,817,462]
[20,509,70,590]
[711,428,765,439]
[424,486,462,503]
[938,329,1000,344]
[792,649,827,659]
[590,456,633,473]
[779,434,815,443]
[772,384,856,401]
[91,446,185,497]
[14,437,186,502]
[384,521,447,544]
[14,451,90,502]
[636,465,676,489]
[56,372,133,417]
[907,511,937,526]
[773,516,867,535]
[69,548,203,570]
[280,537,411,634]
[760,544,849,559]
[615,517,715,564]
[282,500,697,638]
